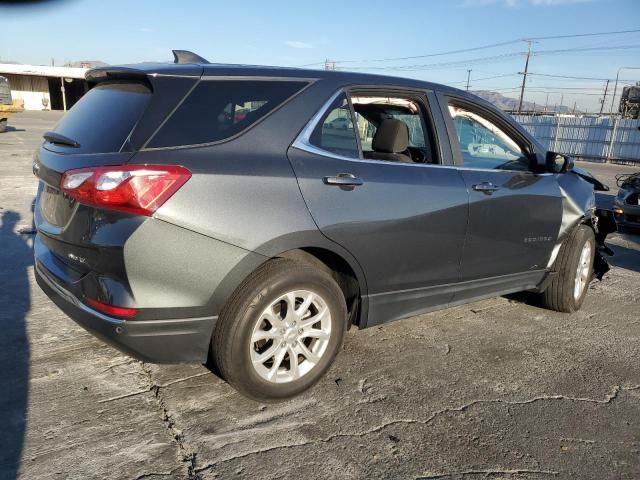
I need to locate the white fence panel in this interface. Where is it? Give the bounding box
[513,115,640,164]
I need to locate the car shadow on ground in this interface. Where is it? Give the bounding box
[0,211,32,479]
[1,127,26,133]
[607,242,640,274]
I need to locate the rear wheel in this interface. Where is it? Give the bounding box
[540,225,595,313]
[212,258,347,401]
[0,119,7,133]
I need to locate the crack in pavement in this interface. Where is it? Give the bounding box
[194,384,640,474]
[416,468,559,478]
[133,467,182,480]
[97,371,211,404]
[139,363,201,480]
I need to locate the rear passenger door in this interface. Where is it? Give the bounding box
[288,89,469,326]
[441,96,562,294]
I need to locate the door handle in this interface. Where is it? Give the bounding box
[323,173,364,187]
[472,182,499,194]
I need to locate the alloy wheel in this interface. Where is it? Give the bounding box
[250,290,332,383]
[574,242,592,300]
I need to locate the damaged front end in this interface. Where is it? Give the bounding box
[591,207,616,280]
[556,168,616,281]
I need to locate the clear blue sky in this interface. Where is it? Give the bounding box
[1,0,639,111]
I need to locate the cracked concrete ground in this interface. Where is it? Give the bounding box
[1,112,639,480]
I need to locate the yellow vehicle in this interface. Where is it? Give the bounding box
[0,75,24,133]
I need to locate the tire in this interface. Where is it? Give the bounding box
[212,258,347,401]
[540,225,596,313]
[0,119,7,133]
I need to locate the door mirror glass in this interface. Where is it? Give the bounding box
[545,151,573,173]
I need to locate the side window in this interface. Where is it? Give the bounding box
[351,95,437,164]
[309,93,359,158]
[449,105,529,171]
[148,80,308,148]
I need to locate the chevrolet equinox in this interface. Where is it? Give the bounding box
[34,50,615,400]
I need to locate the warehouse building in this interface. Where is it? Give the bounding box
[0,63,89,111]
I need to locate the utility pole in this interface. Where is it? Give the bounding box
[599,79,609,115]
[465,69,472,91]
[324,59,336,71]
[572,101,577,114]
[544,93,549,112]
[517,40,533,114]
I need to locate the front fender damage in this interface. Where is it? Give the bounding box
[556,172,615,281]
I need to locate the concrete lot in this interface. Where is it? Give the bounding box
[1,111,639,480]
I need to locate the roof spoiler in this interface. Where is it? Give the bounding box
[172,50,210,64]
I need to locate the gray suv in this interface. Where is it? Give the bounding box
[34,51,615,400]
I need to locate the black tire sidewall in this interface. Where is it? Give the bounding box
[565,226,596,311]
[223,263,346,401]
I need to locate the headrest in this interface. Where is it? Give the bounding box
[372,119,409,153]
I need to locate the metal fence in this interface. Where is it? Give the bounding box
[512,115,640,164]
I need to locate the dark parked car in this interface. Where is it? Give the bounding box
[613,172,640,230]
[34,51,615,400]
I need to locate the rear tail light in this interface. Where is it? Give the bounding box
[61,165,191,216]
[85,297,138,318]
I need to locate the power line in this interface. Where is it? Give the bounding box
[532,44,640,56]
[524,29,640,42]
[330,28,640,65]
[334,39,523,64]
[447,73,519,85]
[342,45,640,73]
[526,72,640,83]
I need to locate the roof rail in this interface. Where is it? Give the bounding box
[172,50,210,65]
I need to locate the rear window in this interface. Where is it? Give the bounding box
[49,82,151,153]
[147,80,307,148]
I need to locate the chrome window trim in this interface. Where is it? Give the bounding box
[292,88,553,176]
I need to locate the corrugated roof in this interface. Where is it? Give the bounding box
[0,63,87,79]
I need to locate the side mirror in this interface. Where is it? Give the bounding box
[545,151,573,173]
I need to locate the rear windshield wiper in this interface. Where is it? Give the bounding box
[43,131,81,148]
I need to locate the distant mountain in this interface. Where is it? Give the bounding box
[64,60,109,68]
[471,90,571,113]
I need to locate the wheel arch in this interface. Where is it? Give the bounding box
[209,233,369,329]
[276,247,365,328]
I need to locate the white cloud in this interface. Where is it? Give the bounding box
[284,40,315,49]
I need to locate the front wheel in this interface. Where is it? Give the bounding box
[540,225,596,313]
[212,258,347,401]
[0,119,7,133]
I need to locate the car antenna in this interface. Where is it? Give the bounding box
[172,50,210,64]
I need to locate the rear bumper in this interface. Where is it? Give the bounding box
[35,261,215,363]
